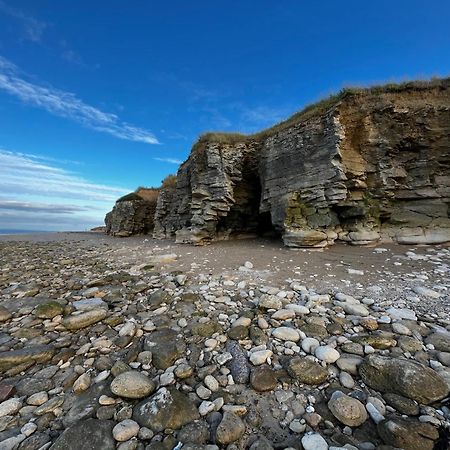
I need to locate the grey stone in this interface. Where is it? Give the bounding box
[144,328,186,370]
[359,354,449,404]
[111,371,156,399]
[132,387,200,432]
[50,418,115,450]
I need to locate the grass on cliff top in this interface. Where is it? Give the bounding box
[117,192,143,202]
[161,174,177,189]
[117,187,160,203]
[196,77,450,145]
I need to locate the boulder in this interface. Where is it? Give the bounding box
[377,417,439,450]
[359,355,448,404]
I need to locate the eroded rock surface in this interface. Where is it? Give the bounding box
[154,79,450,247]
[105,188,159,237]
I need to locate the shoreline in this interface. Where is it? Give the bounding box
[0,234,449,449]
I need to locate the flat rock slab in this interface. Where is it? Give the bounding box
[50,418,115,450]
[0,345,55,372]
[359,354,449,404]
[62,309,108,330]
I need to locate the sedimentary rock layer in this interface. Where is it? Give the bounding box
[106,188,158,237]
[154,79,450,247]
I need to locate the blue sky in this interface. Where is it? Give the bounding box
[0,1,449,231]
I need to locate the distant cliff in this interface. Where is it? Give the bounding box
[105,187,159,236]
[153,78,450,247]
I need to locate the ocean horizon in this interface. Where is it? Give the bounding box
[0,229,54,235]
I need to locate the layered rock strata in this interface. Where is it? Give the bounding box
[105,188,158,237]
[154,79,450,247]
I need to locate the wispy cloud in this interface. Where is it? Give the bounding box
[0,56,159,144]
[0,149,131,230]
[0,1,46,43]
[0,149,129,202]
[0,200,90,214]
[153,157,183,165]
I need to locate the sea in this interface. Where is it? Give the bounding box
[0,229,52,235]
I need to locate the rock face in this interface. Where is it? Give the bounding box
[105,188,159,237]
[154,79,450,247]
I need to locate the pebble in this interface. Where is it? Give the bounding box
[272,327,300,342]
[113,419,140,441]
[204,375,219,392]
[73,373,91,393]
[301,337,320,354]
[249,349,272,365]
[1,236,449,450]
[315,345,340,363]
[301,433,329,450]
[0,398,22,417]
[27,391,49,406]
[111,371,156,399]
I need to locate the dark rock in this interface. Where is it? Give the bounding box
[148,289,172,310]
[0,345,55,372]
[18,432,50,450]
[215,412,245,445]
[143,329,186,370]
[132,387,200,432]
[359,355,448,404]
[383,393,420,416]
[34,301,64,319]
[286,356,328,385]
[177,420,210,444]
[377,417,439,450]
[0,305,12,322]
[228,325,249,340]
[49,418,115,450]
[0,383,16,401]
[226,341,250,384]
[250,365,277,392]
[62,380,110,427]
[425,332,450,352]
[249,436,275,450]
[191,321,222,337]
[300,323,329,339]
[16,377,55,395]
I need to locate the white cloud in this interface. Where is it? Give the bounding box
[0,56,159,144]
[153,157,183,165]
[0,1,46,43]
[0,149,131,230]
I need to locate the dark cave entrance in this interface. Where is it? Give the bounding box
[216,172,280,239]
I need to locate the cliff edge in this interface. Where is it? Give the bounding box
[153,78,450,247]
[105,188,159,236]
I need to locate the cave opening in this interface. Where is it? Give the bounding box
[216,171,279,239]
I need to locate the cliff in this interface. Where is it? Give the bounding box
[105,188,159,237]
[153,78,450,247]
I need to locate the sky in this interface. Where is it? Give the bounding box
[0,1,449,231]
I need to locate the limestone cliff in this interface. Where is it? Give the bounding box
[154,79,450,247]
[105,188,158,237]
